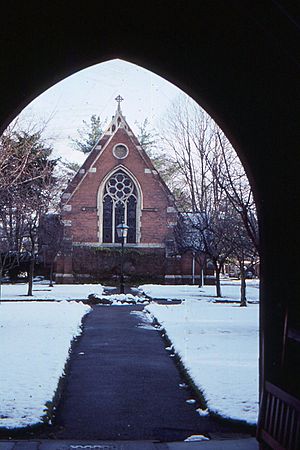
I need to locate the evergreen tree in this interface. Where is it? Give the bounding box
[71,114,103,154]
[136,118,158,153]
[61,160,81,176]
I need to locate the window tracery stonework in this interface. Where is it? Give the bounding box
[102,170,137,243]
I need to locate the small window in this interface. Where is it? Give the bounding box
[113,144,129,159]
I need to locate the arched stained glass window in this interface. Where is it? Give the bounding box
[102,170,137,243]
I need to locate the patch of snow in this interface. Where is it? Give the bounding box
[0,285,148,305]
[140,280,259,304]
[186,399,196,404]
[137,324,156,330]
[104,293,148,304]
[130,310,153,322]
[145,280,259,425]
[130,310,155,331]
[141,284,202,301]
[184,435,210,442]
[0,283,104,301]
[197,408,209,417]
[0,301,90,428]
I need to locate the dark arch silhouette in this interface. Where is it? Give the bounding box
[1,1,300,439]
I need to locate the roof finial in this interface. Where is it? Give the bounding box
[115,94,124,112]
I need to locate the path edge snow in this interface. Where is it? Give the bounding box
[144,307,257,433]
[43,309,90,427]
[145,309,208,409]
[0,305,91,436]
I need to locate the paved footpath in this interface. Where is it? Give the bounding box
[49,305,243,442]
[0,437,259,449]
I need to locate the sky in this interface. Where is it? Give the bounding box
[17,59,184,165]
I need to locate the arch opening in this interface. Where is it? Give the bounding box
[1,6,300,444]
[0,57,261,439]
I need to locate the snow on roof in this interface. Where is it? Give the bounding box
[177,212,206,252]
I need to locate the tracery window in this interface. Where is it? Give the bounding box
[102,170,137,243]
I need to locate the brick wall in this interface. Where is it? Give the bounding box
[57,123,180,282]
[61,127,176,245]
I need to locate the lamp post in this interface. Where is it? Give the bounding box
[116,222,129,294]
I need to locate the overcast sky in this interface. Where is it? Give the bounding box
[17,59,184,164]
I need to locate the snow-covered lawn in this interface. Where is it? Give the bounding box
[0,280,259,429]
[0,283,104,301]
[141,279,259,303]
[0,301,90,429]
[142,281,259,425]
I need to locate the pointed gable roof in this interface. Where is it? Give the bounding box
[61,97,176,205]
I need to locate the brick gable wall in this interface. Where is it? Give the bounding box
[55,113,208,285]
[61,127,177,246]
[56,123,184,283]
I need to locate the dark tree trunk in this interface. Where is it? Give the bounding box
[27,255,34,296]
[239,261,247,307]
[27,231,36,297]
[215,265,222,297]
[49,261,54,287]
[198,259,202,288]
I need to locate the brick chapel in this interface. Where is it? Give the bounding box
[55,97,200,284]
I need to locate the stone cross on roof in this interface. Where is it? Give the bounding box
[115,95,124,112]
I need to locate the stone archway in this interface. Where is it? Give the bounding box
[1,3,300,443]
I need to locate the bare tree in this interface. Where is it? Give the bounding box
[160,95,258,299]
[0,238,20,300]
[161,96,214,212]
[0,126,58,295]
[220,208,258,306]
[232,222,257,307]
[211,129,259,253]
[174,212,206,285]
